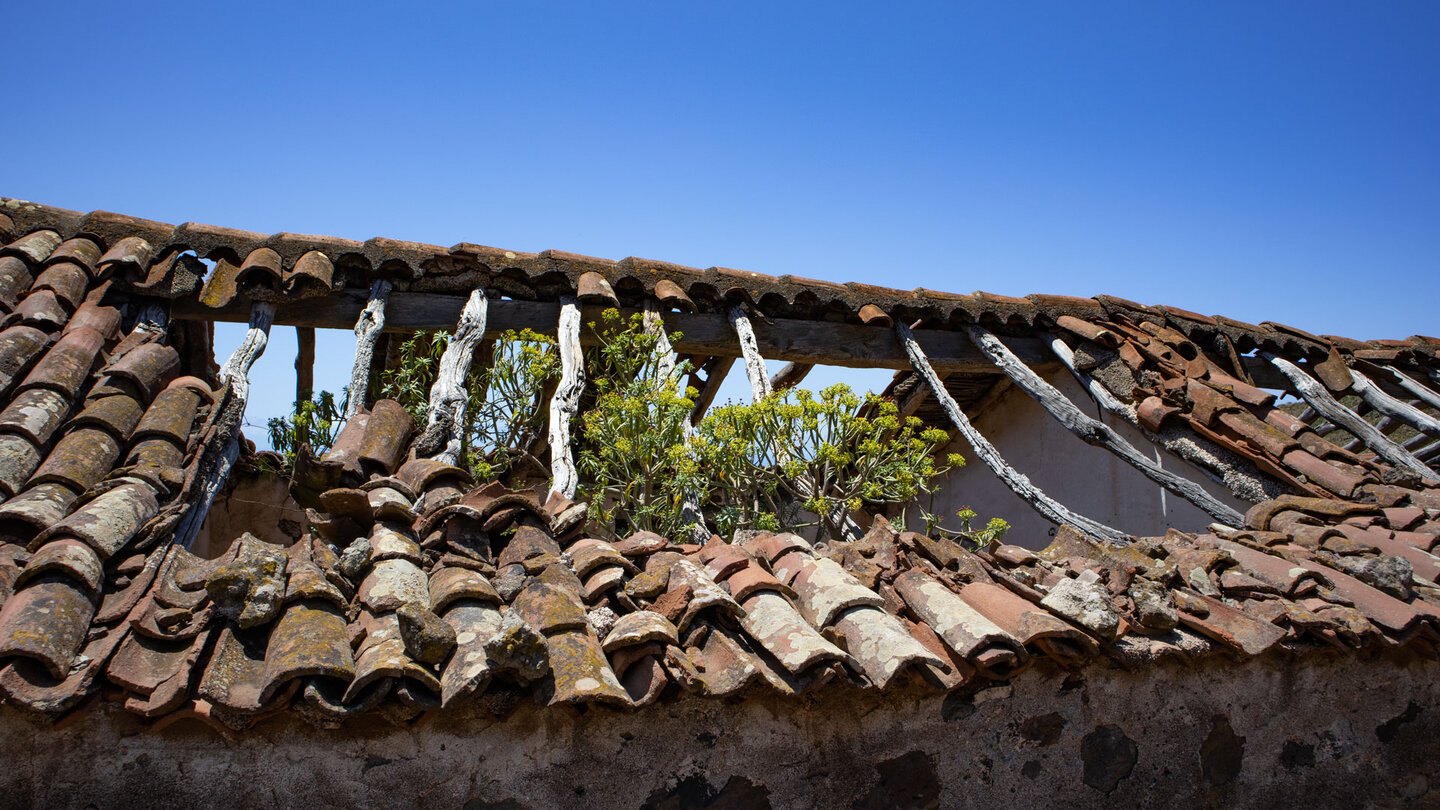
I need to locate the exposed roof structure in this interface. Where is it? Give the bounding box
[0,196,1437,734]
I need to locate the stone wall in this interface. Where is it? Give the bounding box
[2,652,1436,808]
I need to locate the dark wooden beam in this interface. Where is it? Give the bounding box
[295,326,315,404]
[174,292,1054,375]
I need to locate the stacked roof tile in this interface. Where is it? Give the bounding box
[0,197,1436,732]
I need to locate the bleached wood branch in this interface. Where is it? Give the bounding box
[970,325,1244,525]
[1046,333,1268,504]
[345,279,393,421]
[423,288,489,465]
[1350,369,1440,444]
[645,299,710,543]
[1263,353,1436,481]
[1382,366,1440,412]
[548,296,584,498]
[896,320,1130,545]
[177,302,275,550]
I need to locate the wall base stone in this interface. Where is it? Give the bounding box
[3,651,1436,809]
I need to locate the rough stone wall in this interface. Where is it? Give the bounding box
[929,371,1250,546]
[2,653,1436,809]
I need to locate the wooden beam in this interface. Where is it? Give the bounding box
[1047,334,1128,414]
[1383,367,1440,411]
[1351,368,1440,440]
[769,362,813,392]
[344,279,392,421]
[176,302,275,551]
[689,356,736,426]
[895,321,1131,546]
[970,326,1244,525]
[1046,334,1271,505]
[548,297,584,498]
[1263,353,1436,481]
[420,288,489,466]
[728,306,773,400]
[174,292,1053,375]
[645,298,710,543]
[295,326,315,403]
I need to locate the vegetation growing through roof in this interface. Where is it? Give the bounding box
[265,310,1007,546]
[267,389,347,465]
[576,309,703,540]
[575,309,999,545]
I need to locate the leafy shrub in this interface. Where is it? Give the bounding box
[577,309,703,540]
[698,385,963,541]
[267,389,346,464]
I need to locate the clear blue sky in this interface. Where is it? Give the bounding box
[7,2,1438,442]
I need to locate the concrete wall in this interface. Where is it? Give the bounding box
[925,371,1250,548]
[3,652,1436,809]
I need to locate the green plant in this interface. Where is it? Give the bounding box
[697,386,964,541]
[380,328,560,481]
[267,389,347,464]
[927,506,1011,550]
[577,309,701,540]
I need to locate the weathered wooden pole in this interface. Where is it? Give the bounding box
[175,301,275,549]
[645,299,710,543]
[1262,353,1435,481]
[345,279,393,421]
[422,288,490,466]
[548,296,584,498]
[969,325,1243,525]
[896,320,1130,545]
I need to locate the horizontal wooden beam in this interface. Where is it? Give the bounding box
[174,292,1056,375]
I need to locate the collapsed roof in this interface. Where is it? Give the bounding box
[0,196,1436,732]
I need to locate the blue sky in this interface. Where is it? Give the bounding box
[6,3,1438,442]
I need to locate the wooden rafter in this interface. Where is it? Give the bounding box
[295,326,315,403]
[645,298,710,543]
[1263,353,1436,481]
[689,356,736,426]
[344,279,392,421]
[969,326,1244,525]
[548,296,584,498]
[421,288,489,466]
[176,302,275,550]
[895,320,1131,546]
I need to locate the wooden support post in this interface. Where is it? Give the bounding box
[175,302,275,550]
[970,325,1244,525]
[549,296,584,499]
[645,299,710,543]
[1046,334,1272,505]
[896,321,1131,545]
[1350,369,1440,441]
[1263,353,1436,481]
[728,306,772,399]
[345,279,393,421]
[295,326,315,403]
[769,362,813,392]
[689,357,735,425]
[1382,366,1440,412]
[422,288,489,466]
